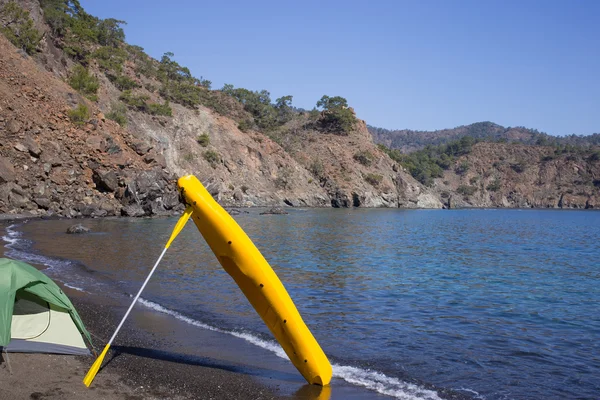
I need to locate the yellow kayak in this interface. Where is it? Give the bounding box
[177,175,332,386]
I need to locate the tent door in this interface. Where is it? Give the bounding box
[11,291,51,340]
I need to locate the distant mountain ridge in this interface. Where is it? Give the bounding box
[368,122,600,153]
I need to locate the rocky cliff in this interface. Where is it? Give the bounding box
[432,142,600,209]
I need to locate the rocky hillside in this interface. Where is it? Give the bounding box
[442,143,599,209]
[390,141,600,209]
[1,0,597,216]
[0,0,438,217]
[369,122,600,153]
[0,34,183,217]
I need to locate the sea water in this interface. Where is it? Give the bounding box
[3,209,599,399]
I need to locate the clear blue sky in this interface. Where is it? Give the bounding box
[80,0,599,136]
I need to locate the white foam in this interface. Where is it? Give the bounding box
[138,298,442,400]
[455,388,486,399]
[332,364,443,400]
[139,298,290,359]
[63,282,86,292]
[2,224,21,245]
[138,298,219,332]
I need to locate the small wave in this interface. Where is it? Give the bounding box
[137,297,289,359]
[455,388,486,399]
[138,298,442,400]
[2,224,95,293]
[332,365,442,400]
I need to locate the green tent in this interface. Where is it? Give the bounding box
[0,258,92,355]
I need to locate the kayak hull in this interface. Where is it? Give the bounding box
[177,175,332,386]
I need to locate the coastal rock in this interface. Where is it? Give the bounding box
[66,224,90,234]
[260,207,288,215]
[416,193,443,209]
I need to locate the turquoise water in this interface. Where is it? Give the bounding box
[4,209,600,399]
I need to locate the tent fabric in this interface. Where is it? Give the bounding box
[6,301,89,355]
[0,258,92,350]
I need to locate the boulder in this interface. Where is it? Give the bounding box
[93,170,119,192]
[130,140,153,155]
[6,119,22,134]
[66,224,90,234]
[121,204,146,217]
[233,189,244,202]
[14,143,28,152]
[23,136,42,157]
[162,191,180,210]
[0,156,16,184]
[144,150,166,167]
[33,197,51,209]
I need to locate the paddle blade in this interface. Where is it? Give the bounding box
[83,343,111,387]
[165,206,193,249]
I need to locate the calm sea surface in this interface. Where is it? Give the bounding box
[3,209,600,399]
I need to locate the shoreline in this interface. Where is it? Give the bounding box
[0,217,476,400]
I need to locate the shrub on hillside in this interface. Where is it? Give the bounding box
[197,133,210,147]
[455,160,470,175]
[0,2,42,55]
[68,64,99,100]
[119,90,148,109]
[457,185,477,196]
[238,119,253,132]
[68,104,90,125]
[364,173,383,187]
[221,85,282,131]
[93,46,128,73]
[309,160,324,178]
[486,179,501,192]
[203,150,220,168]
[119,90,172,116]
[274,168,292,190]
[511,162,525,173]
[147,101,172,116]
[353,150,374,166]
[379,137,477,186]
[107,73,139,91]
[106,102,127,126]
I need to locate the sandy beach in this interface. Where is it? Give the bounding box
[0,217,286,400]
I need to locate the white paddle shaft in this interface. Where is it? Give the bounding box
[107,246,168,346]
